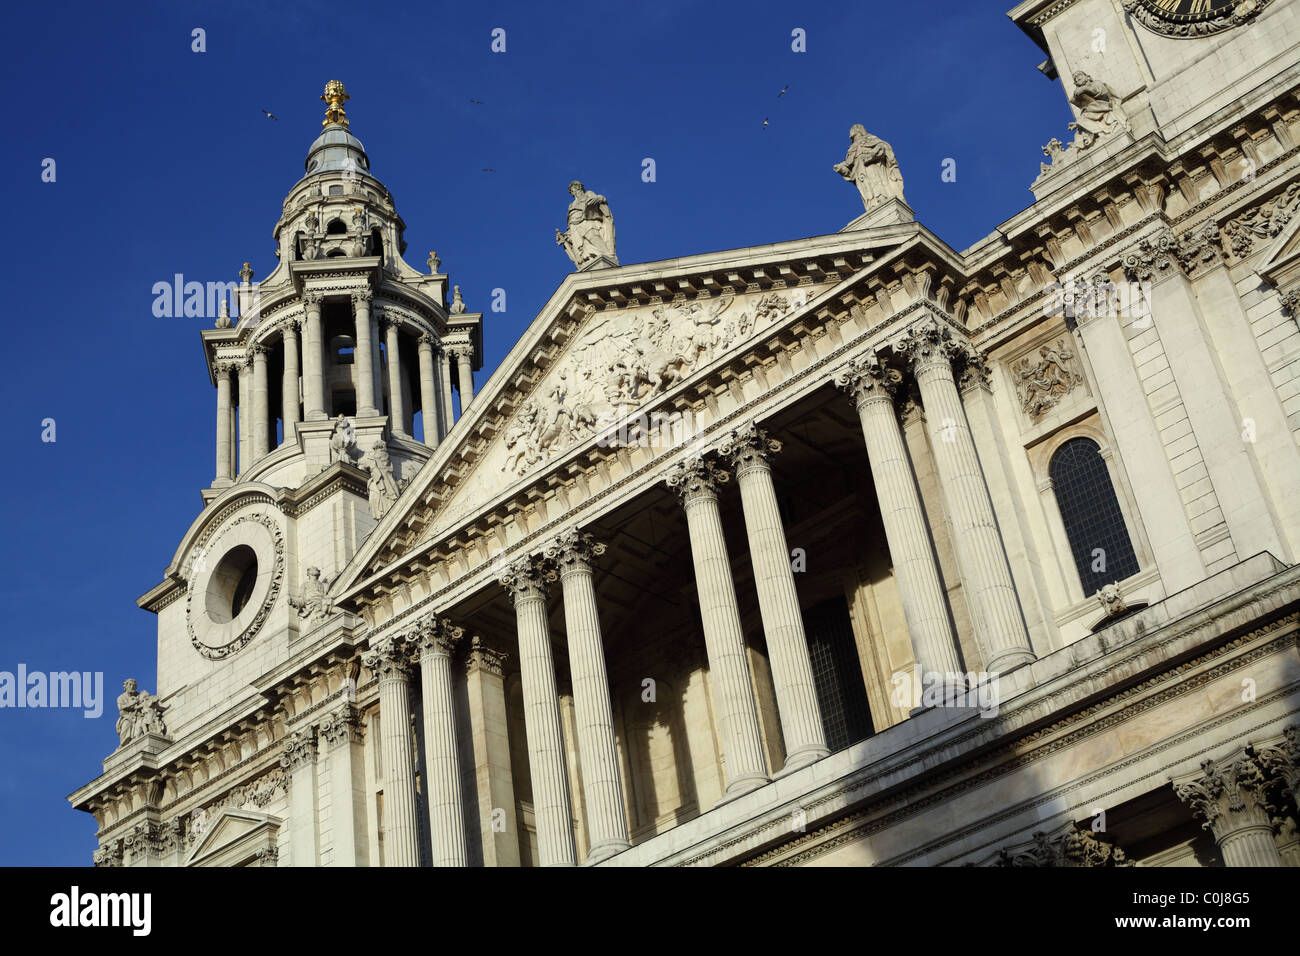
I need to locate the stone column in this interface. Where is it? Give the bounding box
[384,319,408,439]
[835,351,963,684]
[1174,747,1284,867]
[412,615,468,867]
[214,362,234,482]
[719,424,829,770]
[352,291,379,417]
[499,557,577,866]
[252,345,270,460]
[281,320,301,445]
[361,634,421,867]
[237,358,252,475]
[417,334,440,447]
[280,728,320,866]
[666,455,770,798]
[464,637,519,866]
[893,317,1034,673]
[545,530,631,862]
[302,293,327,421]
[318,704,368,867]
[454,346,476,409]
[440,347,456,425]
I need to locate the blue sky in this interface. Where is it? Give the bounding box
[0,0,1069,865]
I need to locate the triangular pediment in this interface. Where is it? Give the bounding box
[334,223,929,595]
[1258,206,1300,289]
[185,807,281,867]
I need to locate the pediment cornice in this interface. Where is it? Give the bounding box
[332,231,978,615]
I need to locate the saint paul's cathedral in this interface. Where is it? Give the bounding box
[72,0,1300,867]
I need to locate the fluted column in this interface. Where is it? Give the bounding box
[440,347,456,425]
[352,291,378,417]
[893,316,1033,673]
[361,634,421,867]
[454,346,475,409]
[666,455,770,798]
[252,345,270,460]
[1174,747,1284,867]
[835,351,963,684]
[281,320,301,444]
[545,530,631,862]
[412,615,468,866]
[719,424,829,770]
[417,334,440,447]
[302,293,326,421]
[237,357,251,475]
[214,362,234,482]
[500,557,577,866]
[384,319,407,438]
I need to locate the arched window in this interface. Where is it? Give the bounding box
[1049,437,1140,595]
[326,218,347,235]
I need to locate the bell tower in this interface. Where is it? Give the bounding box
[200,80,482,499]
[125,83,483,770]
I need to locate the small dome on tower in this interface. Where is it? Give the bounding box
[302,81,372,177]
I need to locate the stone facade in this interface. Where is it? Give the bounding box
[71,2,1300,868]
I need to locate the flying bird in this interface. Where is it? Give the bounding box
[261,109,279,121]
[777,85,788,97]
[470,98,484,104]
[761,117,769,130]
[482,167,496,172]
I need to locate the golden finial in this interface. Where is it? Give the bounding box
[321,80,350,128]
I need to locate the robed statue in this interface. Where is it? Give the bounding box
[833,125,906,213]
[556,181,617,268]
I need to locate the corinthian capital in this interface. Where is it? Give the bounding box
[719,421,782,473]
[302,290,325,308]
[1121,231,1176,282]
[411,613,464,657]
[544,529,607,575]
[1172,747,1277,835]
[466,635,508,677]
[498,555,555,603]
[351,289,374,306]
[361,634,414,681]
[834,351,902,406]
[278,728,318,770]
[890,316,960,373]
[665,454,729,503]
[317,704,365,746]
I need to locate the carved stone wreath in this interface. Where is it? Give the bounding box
[186,513,286,660]
[1124,0,1271,38]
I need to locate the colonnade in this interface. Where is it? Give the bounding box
[213,290,475,481]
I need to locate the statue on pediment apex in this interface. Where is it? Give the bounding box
[556,181,618,268]
[834,125,906,213]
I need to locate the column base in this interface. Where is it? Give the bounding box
[583,840,632,865]
[985,648,1035,674]
[776,748,830,778]
[720,774,770,803]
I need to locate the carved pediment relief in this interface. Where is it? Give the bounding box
[428,286,808,534]
[184,808,281,867]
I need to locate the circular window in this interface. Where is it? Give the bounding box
[187,512,285,660]
[204,545,259,623]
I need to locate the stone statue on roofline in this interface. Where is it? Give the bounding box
[556,180,618,269]
[834,124,906,213]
